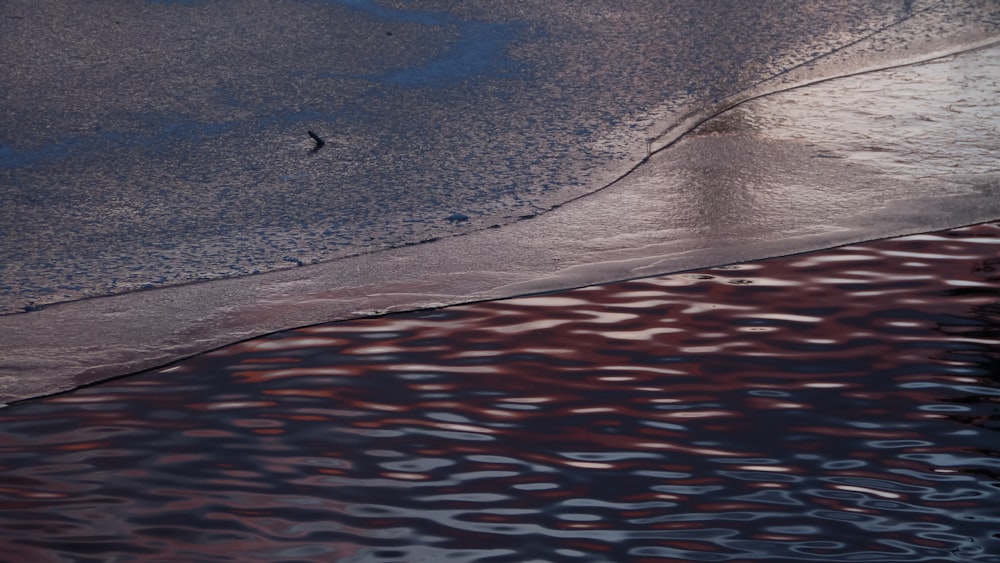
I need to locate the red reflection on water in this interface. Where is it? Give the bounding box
[0,224,998,562]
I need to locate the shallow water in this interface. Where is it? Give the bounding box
[1,223,998,562]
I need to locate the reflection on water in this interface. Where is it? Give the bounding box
[1,224,999,562]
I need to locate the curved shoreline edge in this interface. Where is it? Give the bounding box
[2,36,1000,405]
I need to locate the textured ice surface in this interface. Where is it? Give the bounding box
[1,1,999,402]
[3,0,999,313]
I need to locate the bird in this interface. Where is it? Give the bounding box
[307,130,325,151]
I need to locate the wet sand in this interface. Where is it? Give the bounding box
[1,222,997,562]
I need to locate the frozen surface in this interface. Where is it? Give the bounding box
[3,0,999,313]
[1,1,1000,402]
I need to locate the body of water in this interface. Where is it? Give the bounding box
[1,223,998,562]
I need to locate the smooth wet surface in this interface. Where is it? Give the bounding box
[2,223,998,562]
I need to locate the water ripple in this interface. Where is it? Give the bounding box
[1,224,999,561]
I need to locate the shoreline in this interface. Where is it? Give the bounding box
[3,219,999,407]
[3,6,999,405]
[2,219,997,561]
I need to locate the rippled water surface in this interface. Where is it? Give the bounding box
[2,224,999,562]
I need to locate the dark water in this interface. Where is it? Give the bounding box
[2,224,999,562]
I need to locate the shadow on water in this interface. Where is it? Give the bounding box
[1,224,999,562]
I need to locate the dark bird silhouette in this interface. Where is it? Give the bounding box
[307,130,325,151]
